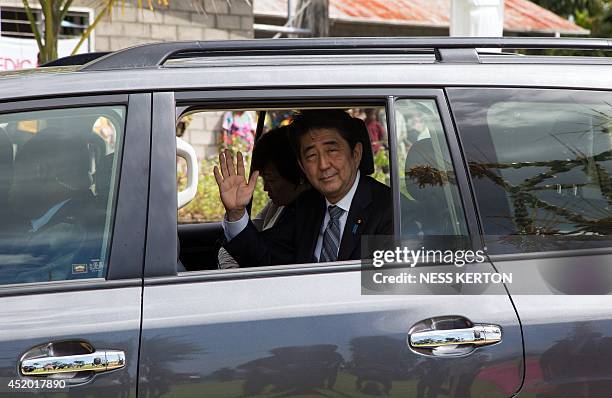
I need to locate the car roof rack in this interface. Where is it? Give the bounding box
[81,37,612,71]
[40,51,110,67]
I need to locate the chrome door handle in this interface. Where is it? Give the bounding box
[20,350,125,376]
[410,324,502,349]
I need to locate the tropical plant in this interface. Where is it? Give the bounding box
[27,0,254,63]
[532,0,612,38]
[372,146,390,186]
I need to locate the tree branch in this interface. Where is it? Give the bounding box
[41,0,55,61]
[71,0,116,55]
[21,0,43,51]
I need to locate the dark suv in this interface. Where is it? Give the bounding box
[0,37,611,397]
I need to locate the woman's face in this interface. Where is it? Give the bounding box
[261,163,298,206]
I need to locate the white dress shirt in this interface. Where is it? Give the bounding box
[223,171,361,262]
[313,170,360,261]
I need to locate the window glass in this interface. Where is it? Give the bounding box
[395,99,469,244]
[449,88,612,253]
[0,106,125,285]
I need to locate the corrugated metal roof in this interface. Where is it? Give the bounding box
[254,0,589,35]
[330,0,449,27]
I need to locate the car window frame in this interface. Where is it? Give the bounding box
[0,93,149,297]
[144,88,483,283]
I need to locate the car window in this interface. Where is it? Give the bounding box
[448,88,612,254]
[395,99,469,245]
[0,106,125,285]
[176,106,391,271]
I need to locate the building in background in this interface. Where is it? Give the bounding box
[88,0,253,52]
[254,0,588,38]
[0,3,91,69]
[0,0,253,70]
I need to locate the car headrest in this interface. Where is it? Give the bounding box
[351,118,375,175]
[12,130,92,200]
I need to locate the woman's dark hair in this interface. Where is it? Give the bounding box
[251,126,302,185]
[287,109,360,156]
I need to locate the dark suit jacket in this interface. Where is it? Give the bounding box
[224,175,393,267]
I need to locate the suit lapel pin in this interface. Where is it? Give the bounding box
[352,218,363,234]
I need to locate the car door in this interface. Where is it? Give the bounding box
[140,89,523,397]
[0,93,150,397]
[448,87,612,397]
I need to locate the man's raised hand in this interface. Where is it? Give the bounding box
[213,150,259,221]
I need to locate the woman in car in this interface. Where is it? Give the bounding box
[218,125,310,269]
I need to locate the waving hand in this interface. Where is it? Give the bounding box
[213,150,259,221]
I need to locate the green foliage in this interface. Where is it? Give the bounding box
[596,2,612,36]
[178,142,268,224]
[178,156,225,223]
[372,147,391,185]
[525,1,611,57]
[531,0,606,18]
[531,0,612,38]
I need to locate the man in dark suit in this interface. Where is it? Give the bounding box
[214,110,392,267]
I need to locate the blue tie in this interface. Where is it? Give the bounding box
[320,205,344,262]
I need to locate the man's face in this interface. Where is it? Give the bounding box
[298,127,362,204]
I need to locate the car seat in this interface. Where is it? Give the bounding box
[350,117,375,175]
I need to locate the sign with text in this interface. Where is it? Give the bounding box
[0,36,87,70]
